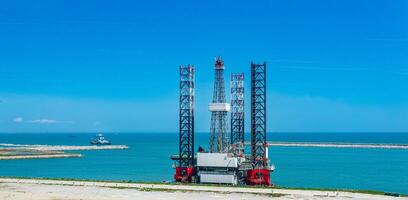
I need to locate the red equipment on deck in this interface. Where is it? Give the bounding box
[246,169,271,186]
[174,167,195,183]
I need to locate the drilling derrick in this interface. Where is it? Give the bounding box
[209,57,230,153]
[247,62,270,186]
[175,64,195,183]
[230,73,245,155]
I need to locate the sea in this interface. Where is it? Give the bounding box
[0,132,407,194]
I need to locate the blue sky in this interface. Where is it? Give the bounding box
[0,0,407,133]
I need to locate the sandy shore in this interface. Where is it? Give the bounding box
[0,143,128,151]
[0,148,82,160]
[0,143,128,160]
[0,153,82,160]
[0,178,405,200]
[0,144,127,160]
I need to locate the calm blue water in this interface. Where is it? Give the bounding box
[0,132,407,194]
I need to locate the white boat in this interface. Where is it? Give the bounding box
[90,134,111,145]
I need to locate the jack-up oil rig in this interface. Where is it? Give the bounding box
[173,58,273,186]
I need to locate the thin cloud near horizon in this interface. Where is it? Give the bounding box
[274,65,407,76]
[13,117,74,124]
